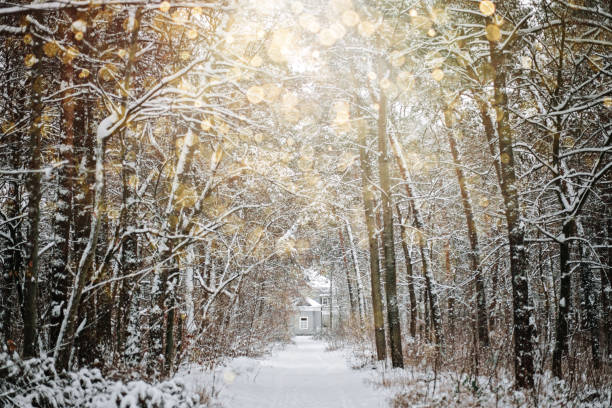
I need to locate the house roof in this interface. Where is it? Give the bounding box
[295,296,321,308]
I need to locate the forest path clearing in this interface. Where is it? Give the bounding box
[219,336,389,408]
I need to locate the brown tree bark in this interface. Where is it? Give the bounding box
[396,203,417,339]
[358,120,387,361]
[488,33,535,389]
[50,21,76,346]
[377,93,404,368]
[22,25,45,358]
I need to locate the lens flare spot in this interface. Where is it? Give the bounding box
[485,24,501,42]
[431,68,444,81]
[78,68,90,79]
[299,14,321,33]
[479,1,495,16]
[159,1,171,12]
[358,20,376,37]
[251,55,263,67]
[341,10,359,27]
[318,28,337,46]
[24,53,38,67]
[247,86,265,104]
[390,51,405,67]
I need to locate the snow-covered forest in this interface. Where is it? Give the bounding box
[1,0,610,406]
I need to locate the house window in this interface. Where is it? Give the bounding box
[321,297,329,306]
[299,316,308,329]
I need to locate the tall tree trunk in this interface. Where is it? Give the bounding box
[377,93,403,368]
[154,128,197,376]
[578,244,600,369]
[396,203,417,339]
[445,127,489,347]
[553,221,573,377]
[22,27,45,358]
[1,135,23,345]
[475,96,502,187]
[389,132,443,346]
[358,120,387,361]
[55,112,107,370]
[605,218,612,359]
[338,227,357,317]
[50,35,76,347]
[489,35,535,389]
[345,219,365,323]
[444,241,456,334]
[115,127,139,356]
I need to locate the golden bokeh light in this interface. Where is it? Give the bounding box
[485,24,501,42]
[187,29,198,39]
[159,1,171,12]
[390,51,405,67]
[24,53,38,67]
[479,1,496,16]
[431,68,444,81]
[330,0,353,14]
[251,55,263,67]
[78,68,90,79]
[263,83,282,103]
[299,14,321,33]
[329,22,346,40]
[341,10,360,27]
[358,20,376,37]
[267,28,297,63]
[247,86,265,104]
[43,41,59,58]
[318,28,337,46]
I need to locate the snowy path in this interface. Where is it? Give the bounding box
[220,336,388,408]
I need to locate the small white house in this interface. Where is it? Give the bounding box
[291,269,338,335]
[292,296,322,336]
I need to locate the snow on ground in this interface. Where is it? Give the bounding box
[187,336,390,408]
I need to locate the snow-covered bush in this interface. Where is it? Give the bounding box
[0,351,210,407]
[385,369,612,408]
